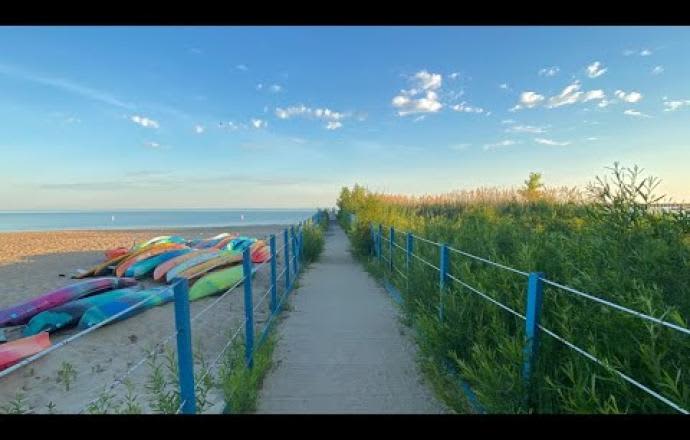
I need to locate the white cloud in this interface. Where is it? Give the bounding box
[598,99,611,108]
[236,64,248,71]
[219,121,241,130]
[269,84,282,93]
[131,115,159,129]
[256,83,263,90]
[483,139,518,150]
[510,91,545,111]
[614,90,643,103]
[624,109,651,118]
[586,137,599,141]
[275,104,350,129]
[194,124,204,134]
[547,82,584,108]
[451,102,485,114]
[413,115,426,122]
[501,119,515,124]
[651,65,664,75]
[538,66,560,77]
[449,72,460,80]
[623,49,636,56]
[506,124,546,134]
[499,83,510,90]
[663,98,690,112]
[640,49,652,56]
[392,70,444,116]
[251,118,267,129]
[535,137,570,146]
[584,90,605,102]
[586,61,607,78]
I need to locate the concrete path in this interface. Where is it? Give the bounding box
[256,224,447,414]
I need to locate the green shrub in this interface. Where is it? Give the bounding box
[302,223,325,264]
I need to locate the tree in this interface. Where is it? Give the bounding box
[519,172,544,201]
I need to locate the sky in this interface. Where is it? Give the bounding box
[1,26,689,210]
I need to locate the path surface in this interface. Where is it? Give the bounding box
[256,224,446,414]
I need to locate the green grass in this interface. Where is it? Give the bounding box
[219,334,277,413]
[337,162,690,414]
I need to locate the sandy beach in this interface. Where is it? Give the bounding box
[0,225,293,413]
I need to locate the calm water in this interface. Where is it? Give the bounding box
[0,210,316,232]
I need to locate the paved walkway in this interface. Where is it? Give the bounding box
[256,224,446,413]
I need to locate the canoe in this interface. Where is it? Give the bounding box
[77,287,175,330]
[176,252,243,281]
[189,265,246,301]
[124,249,191,279]
[115,243,188,277]
[0,277,138,327]
[152,249,217,281]
[0,332,51,371]
[23,288,140,336]
[165,250,221,283]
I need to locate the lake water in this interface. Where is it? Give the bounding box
[0,210,317,232]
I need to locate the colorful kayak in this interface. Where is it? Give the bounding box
[77,287,175,330]
[132,235,185,251]
[177,252,243,281]
[251,242,271,263]
[189,265,246,301]
[73,252,130,279]
[226,236,257,252]
[165,250,221,283]
[0,332,51,371]
[115,243,188,277]
[0,277,138,327]
[23,288,140,336]
[211,235,237,250]
[124,249,191,279]
[152,249,216,282]
[105,247,130,260]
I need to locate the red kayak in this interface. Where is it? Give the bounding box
[105,247,129,260]
[0,332,51,371]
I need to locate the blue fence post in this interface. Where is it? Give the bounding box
[439,244,449,322]
[405,232,413,274]
[172,278,196,414]
[522,271,545,406]
[269,234,277,314]
[291,226,298,275]
[284,228,290,292]
[377,224,383,264]
[242,247,255,369]
[299,228,304,265]
[389,226,395,272]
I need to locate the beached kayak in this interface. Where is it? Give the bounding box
[115,243,188,277]
[124,249,191,279]
[23,287,140,336]
[152,249,216,281]
[104,247,130,260]
[189,265,246,301]
[77,287,175,330]
[176,251,243,281]
[251,242,271,263]
[165,250,221,283]
[0,332,51,371]
[0,277,138,327]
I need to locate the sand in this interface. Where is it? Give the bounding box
[0,226,293,414]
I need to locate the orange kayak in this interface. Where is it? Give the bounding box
[251,241,271,263]
[177,252,243,281]
[105,247,130,260]
[152,249,217,282]
[0,332,51,371]
[115,243,188,277]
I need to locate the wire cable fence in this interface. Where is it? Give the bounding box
[0,211,326,414]
[366,221,690,414]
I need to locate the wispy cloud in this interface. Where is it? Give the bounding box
[640,49,652,56]
[624,109,651,118]
[451,102,486,114]
[325,121,343,130]
[143,141,169,149]
[275,104,350,129]
[614,90,643,103]
[663,97,690,112]
[544,82,606,109]
[0,62,135,109]
[251,118,268,129]
[506,124,547,134]
[449,143,470,151]
[449,72,461,80]
[652,65,664,75]
[586,61,607,78]
[538,66,560,77]
[194,124,204,134]
[483,139,518,150]
[131,115,159,129]
[499,83,510,90]
[534,137,570,146]
[235,64,248,71]
[624,49,653,57]
[257,83,283,93]
[510,91,545,111]
[392,70,443,116]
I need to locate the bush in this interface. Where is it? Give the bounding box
[302,223,325,264]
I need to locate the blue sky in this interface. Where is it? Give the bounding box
[1,26,689,209]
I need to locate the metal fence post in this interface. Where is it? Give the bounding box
[269,234,277,314]
[406,232,413,274]
[172,278,196,414]
[284,228,291,295]
[389,226,395,272]
[299,228,304,265]
[439,244,449,322]
[377,224,383,264]
[242,247,255,369]
[523,271,545,406]
[291,226,298,275]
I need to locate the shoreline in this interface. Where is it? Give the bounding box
[0,223,293,234]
